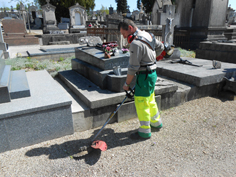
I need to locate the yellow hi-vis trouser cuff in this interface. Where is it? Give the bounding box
[135,92,161,138]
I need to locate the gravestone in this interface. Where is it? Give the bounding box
[132,10,139,21]
[32,17,42,29]
[2,19,39,46]
[28,5,37,24]
[109,6,114,15]
[41,0,59,34]
[174,0,227,49]
[69,3,87,33]
[58,17,70,30]
[226,7,236,26]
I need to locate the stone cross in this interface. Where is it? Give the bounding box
[46,0,50,4]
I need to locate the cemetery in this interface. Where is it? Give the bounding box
[0,0,236,156]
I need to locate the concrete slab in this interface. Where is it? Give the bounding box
[156,57,236,86]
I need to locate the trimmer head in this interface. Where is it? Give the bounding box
[74,140,107,157]
[91,140,107,151]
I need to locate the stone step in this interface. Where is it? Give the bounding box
[49,41,70,45]
[0,50,3,59]
[58,70,125,109]
[9,70,31,99]
[58,70,178,109]
[0,65,11,103]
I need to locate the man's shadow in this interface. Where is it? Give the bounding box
[25,127,161,165]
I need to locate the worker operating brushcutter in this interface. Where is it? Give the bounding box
[118,19,164,140]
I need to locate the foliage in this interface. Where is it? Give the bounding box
[115,0,127,13]
[33,0,41,9]
[16,3,20,10]
[100,5,109,15]
[37,0,95,23]
[177,48,196,58]
[9,0,30,4]
[5,57,73,77]
[141,0,176,13]
[137,0,141,10]
[141,0,155,13]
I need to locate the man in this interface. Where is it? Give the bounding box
[118,19,164,140]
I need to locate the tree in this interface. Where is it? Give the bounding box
[100,5,109,15]
[141,0,155,13]
[137,0,141,10]
[37,0,95,22]
[141,0,176,13]
[115,0,127,13]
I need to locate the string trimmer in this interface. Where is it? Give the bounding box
[74,86,135,157]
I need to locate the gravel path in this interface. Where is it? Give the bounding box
[1,96,236,177]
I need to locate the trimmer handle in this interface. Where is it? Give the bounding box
[125,86,135,99]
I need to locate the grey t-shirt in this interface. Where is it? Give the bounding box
[127,30,164,75]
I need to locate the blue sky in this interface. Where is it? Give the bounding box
[0,0,235,11]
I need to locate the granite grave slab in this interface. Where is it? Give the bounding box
[75,47,130,70]
[0,70,73,153]
[156,57,236,87]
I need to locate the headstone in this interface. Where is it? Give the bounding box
[173,0,228,49]
[103,11,107,20]
[69,3,87,33]
[28,5,37,24]
[100,15,104,21]
[226,7,236,26]
[109,6,113,15]
[32,17,42,29]
[132,10,139,21]
[58,17,70,30]
[97,15,101,21]
[41,0,60,34]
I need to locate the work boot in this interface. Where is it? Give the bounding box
[129,132,151,140]
[151,123,163,131]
